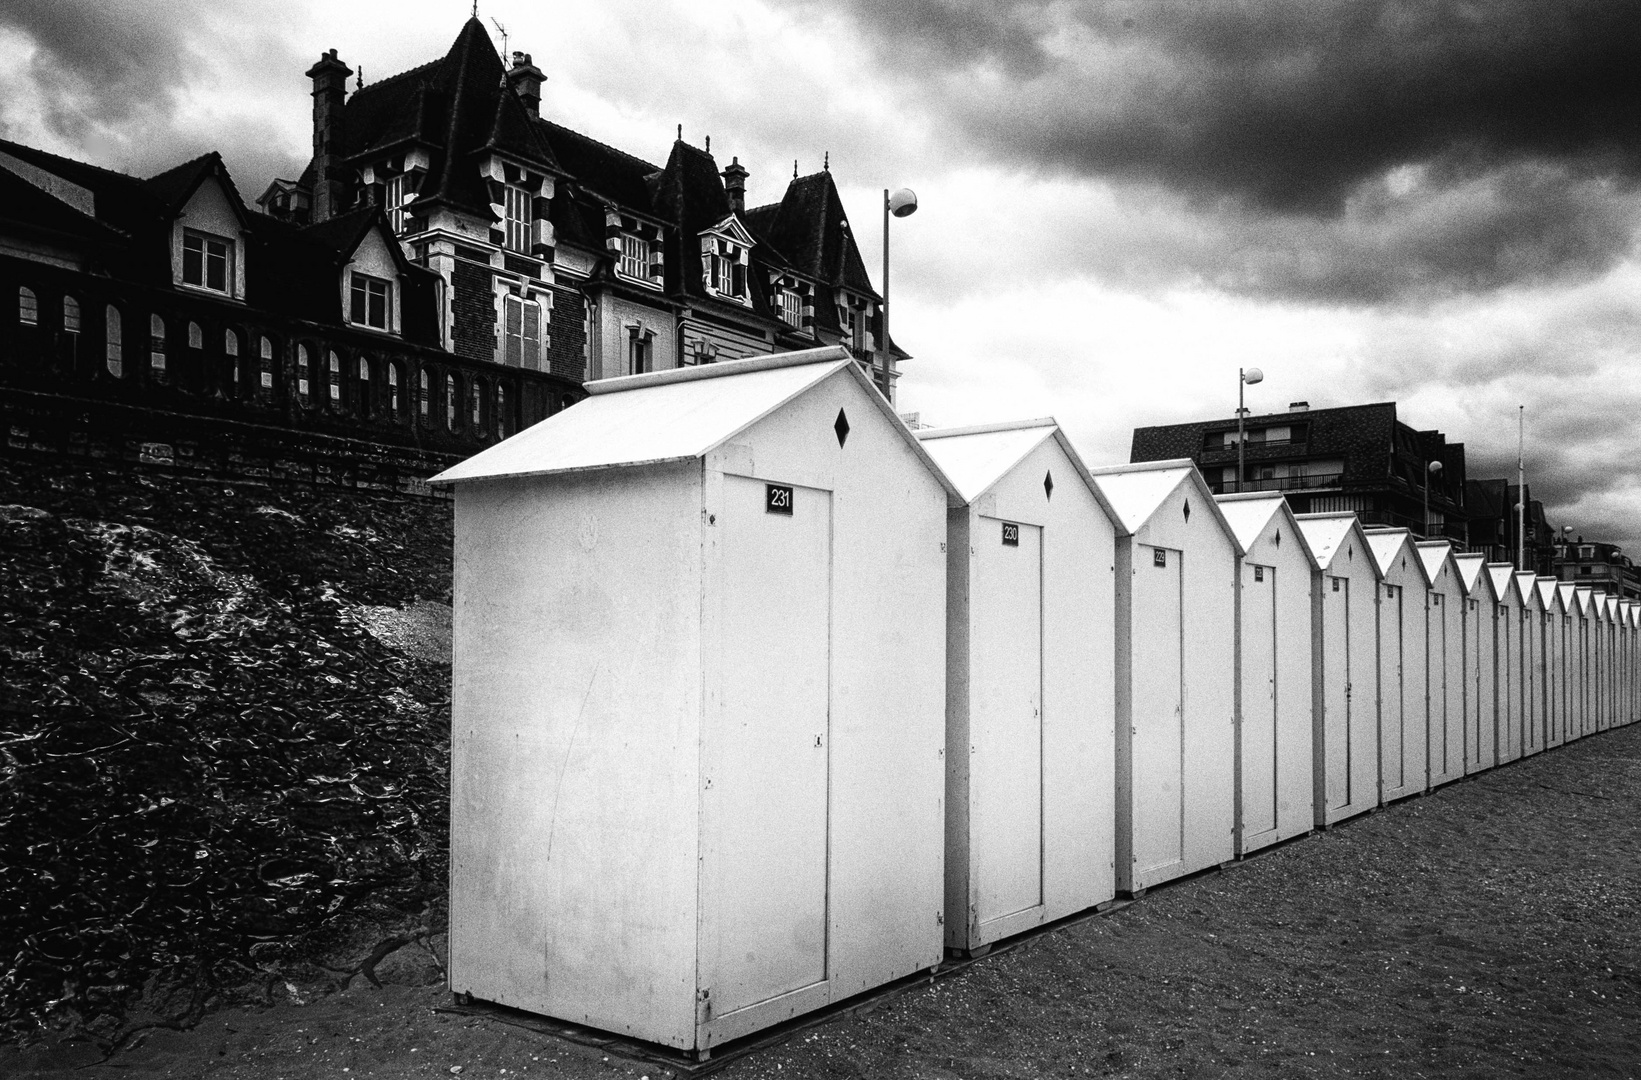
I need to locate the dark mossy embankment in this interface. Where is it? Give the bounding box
[0,457,456,1044]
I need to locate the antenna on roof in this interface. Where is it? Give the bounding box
[490,17,509,58]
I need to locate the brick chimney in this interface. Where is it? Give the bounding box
[507,52,544,119]
[722,156,748,214]
[306,49,352,223]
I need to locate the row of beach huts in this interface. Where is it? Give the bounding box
[429,347,1637,1057]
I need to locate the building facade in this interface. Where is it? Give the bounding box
[1,19,906,491]
[1552,539,1641,599]
[1130,401,1469,541]
[260,21,905,400]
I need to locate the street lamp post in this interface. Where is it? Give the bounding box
[1237,367,1263,493]
[881,187,918,402]
[1424,459,1443,539]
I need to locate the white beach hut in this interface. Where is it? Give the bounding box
[1540,579,1568,749]
[1454,553,1498,774]
[1588,589,1611,732]
[1418,542,1467,787]
[917,419,1118,955]
[1295,512,1383,826]
[1490,565,1526,764]
[1216,494,1318,855]
[1515,571,1546,757]
[1567,584,1591,741]
[430,348,957,1054]
[1089,460,1240,896]
[1624,600,1639,726]
[1367,529,1432,802]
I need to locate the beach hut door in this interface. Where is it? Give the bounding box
[1133,544,1185,877]
[705,477,832,1016]
[972,518,1045,924]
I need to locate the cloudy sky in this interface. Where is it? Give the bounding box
[4,1,1639,547]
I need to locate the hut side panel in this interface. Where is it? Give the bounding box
[449,464,706,1047]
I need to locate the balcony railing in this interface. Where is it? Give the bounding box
[1209,472,1343,494]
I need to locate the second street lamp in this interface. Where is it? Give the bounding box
[881,187,917,402]
[1238,367,1263,492]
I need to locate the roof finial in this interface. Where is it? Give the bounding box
[823,151,829,171]
[356,65,363,90]
[472,0,478,17]
[793,159,798,179]
[705,135,710,152]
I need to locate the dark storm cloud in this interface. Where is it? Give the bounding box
[807,0,1641,214]
[0,0,305,187]
[781,0,1641,304]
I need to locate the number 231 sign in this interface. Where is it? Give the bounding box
[765,484,794,515]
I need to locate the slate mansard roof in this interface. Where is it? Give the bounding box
[286,19,898,350]
[0,137,443,346]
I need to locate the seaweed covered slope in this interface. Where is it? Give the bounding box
[0,460,454,1042]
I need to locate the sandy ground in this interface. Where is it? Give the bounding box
[6,722,1638,1080]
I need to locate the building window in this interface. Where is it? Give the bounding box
[445,374,458,430]
[18,287,38,326]
[419,370,430,417]
[387,364,401,417]
[259,337,274,391]
[628,330,651,375]
[183,229,232,293]
[471,379,485,433]
[778,288,801,328]
[328,351,341,404]
[385,173,407,233]
[504,185,532,252]
[618,233,650,280]
[503,294,542,369]
[357,357,372,417]
[104,305,122,376]
[64,296,81,334]
[496,384,507,438]
[349,274,390,330]
[297,343,312,403]
[149,314,167,374]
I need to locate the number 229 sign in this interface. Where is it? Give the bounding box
[765,484,794,515]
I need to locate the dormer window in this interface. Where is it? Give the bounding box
[778,288,801,328]
[350,273,391,330]
[619,233,651,280]
[504,185,532,252]
[699,220,753,306]
[183,230,233,294]
[385,174,408,233]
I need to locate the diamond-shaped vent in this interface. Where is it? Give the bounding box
[1044,470,1054,500]
[834,409,850,447]
[1274,529,1281,548]
[1183,498,1191,522]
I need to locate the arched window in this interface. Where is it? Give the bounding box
[471,378,484,434]
[224,328,238,355]
[221,329,242,399]
[445,373,457,430]
[259,337,275,392]
[105,305,122,376]
[327,351,341,405]
[64,296,82,334]
[18,287,38,326]
[419,370,430,417]
[495,383,507,438]
[188,321,204,350]
[296,343,313,403]
[356,356,372,417]
[149,314,167,374]
[387,364,401,417]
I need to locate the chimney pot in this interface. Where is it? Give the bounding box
[721,155,749,214]
[1289,401,1309,412]
[305,49,353,223]
[506,52,545,119]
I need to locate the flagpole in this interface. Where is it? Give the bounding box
[1517,405,1526,571]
